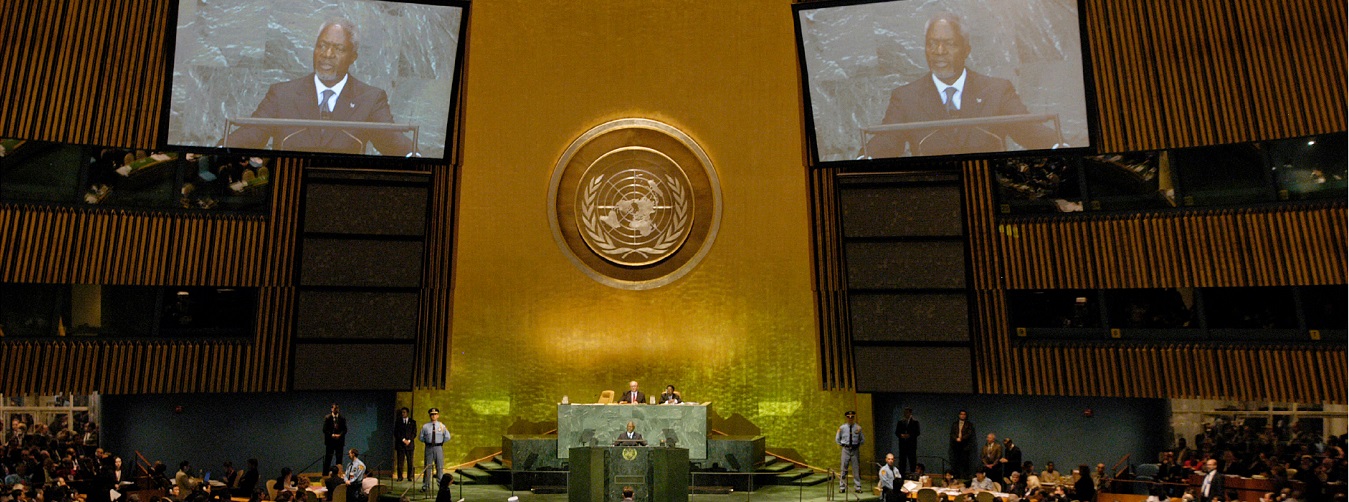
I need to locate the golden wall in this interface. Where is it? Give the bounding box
[403,0,867,468]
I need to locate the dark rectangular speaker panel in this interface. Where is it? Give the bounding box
[304,183,428,236]
[840,185,963,238]
[296,290,419,340]
[292,343,414,390]
[300,239,423,287]
[850,293,969,342]
[845,241,966,290]
[853,346,973,393]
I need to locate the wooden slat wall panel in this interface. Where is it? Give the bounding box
[0,0,168,148]
[995,205,1347,289]
[416,164,456,389]
[1085,0,1347,153]
[808,167,855,391]
[998,344,1345,403]
[0,166,303,395]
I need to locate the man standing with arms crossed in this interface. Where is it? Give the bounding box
[837,410,865,494]
[419,408,449,492]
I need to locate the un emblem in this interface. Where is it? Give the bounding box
[550,119,722,290]
[622,447,638,461]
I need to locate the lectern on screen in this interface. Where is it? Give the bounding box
[793,0,1095,166]
[161,0,468,160]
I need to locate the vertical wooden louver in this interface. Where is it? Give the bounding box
[0,0,169,149]
[1084,0,1347,152]
[807,167,856,391]
[949,0,1349,403]
[416,165,457,389]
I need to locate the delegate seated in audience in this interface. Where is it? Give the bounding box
[970,469,997,491]
[1008,470,1029,497]
[320,465,342,502]
[294,475,313,502]
[176,461,202,491]
[1041,461,1063,483]
[937,471,966,489]
[274,467,295,492]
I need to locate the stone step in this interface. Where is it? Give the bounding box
[774,467,813,482]
[758,460,795,473]
[456,467,491,481]
[476,460,505,471]
[794,473,832,486]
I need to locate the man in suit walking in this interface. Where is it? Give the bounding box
[226,18,415,156]
[1200,458,1225,502]
[393,407,417,482]
[895,408,921,475]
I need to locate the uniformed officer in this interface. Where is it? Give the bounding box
[880,453,902,501]
[836,410,864,493]
[419,408,449,491]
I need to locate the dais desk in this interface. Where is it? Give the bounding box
[558,403,708,460]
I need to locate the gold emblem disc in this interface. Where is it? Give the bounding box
[549,118,722,290]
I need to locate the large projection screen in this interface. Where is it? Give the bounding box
[164,0,466,160]
[796,0,1092,164]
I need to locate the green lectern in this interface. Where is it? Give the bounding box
[569,446,689,502]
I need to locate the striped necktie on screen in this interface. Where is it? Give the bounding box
[319,89,335,119]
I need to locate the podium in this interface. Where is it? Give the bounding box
[569,446,688,502]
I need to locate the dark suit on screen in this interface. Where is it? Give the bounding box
[865,70,1058,158]
[226,74,414,156]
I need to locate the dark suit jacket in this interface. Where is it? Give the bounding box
[866,70,1058,157]
[394,418,417,451]
[895,418,920,446]
[227,74,414,156]
[1199,471,1225,502]
[950,420,975,450]
[613,431,646,446]
[323,414,347,446]
[618,390,646,404]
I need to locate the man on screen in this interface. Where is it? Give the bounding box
[225,18,415,156]
[864,12,1061,158]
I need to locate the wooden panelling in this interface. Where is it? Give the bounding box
[988,343,1347,403]
[0,0,168,148]
[796,0,1342,154]
[965,158,1347,403]
[1085,0,1347,152]
[416,165,456,389]
[808,167,855,391]
[0,164,303,395]
[995,205,1348,289]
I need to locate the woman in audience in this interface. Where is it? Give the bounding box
[273,467,295,492]
[294,475,312,502]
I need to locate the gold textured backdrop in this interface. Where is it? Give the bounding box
[401,0,867,468]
